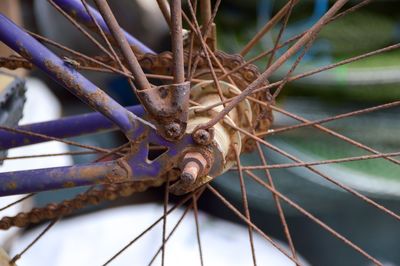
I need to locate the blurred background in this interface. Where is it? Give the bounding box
[1,0,400,265]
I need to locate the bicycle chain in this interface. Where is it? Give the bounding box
[0,51,272,230]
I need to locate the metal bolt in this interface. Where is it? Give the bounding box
[180,152,208,184]
[165,122,181,139]
[180,161,199,184]
[192,128,212,145]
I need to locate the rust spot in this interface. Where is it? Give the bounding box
[6,182,17,190]
[63,181,75,188]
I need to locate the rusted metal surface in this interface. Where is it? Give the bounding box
[137,82,190,141]
[170,145,218,195]
[192,128,213,145]
[170,0,185,84]
[180,152,208,184]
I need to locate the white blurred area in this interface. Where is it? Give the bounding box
[0,78,72,250]
[10,204,301,266]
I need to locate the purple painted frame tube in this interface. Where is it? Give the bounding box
[0,14,141,139]
[0,160,120,196]
[0,105,144,150]
[53,0,155,54]
[0,131,195,196]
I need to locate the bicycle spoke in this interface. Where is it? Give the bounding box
[147,204,193,266]
[271,35,317,99]
[80,0,129,78]
[222,0,373,81]
[171,0,185,84]
[197,0,349,131]
[266,0,297,69]
[0,151,100,161]
[231,124,400,221]
[271,106,400,166]
[0,194,35,212]
[192,193,204,266]
[207,184,302,265]
[234,147,257,266]
[9,219,59,264]
[200,0,212,27]
[184,0,222,81]
[254,140,297,260]
[102,188,205,266]
[245,170,383,266]
[161,178,170,266]
[260,44,400,94]
[265,101,400,136]
[237,151,400,171]
[240,0,300,57]
[48,0,114,59]
[186,0,226,105]
[186,0,198,80]
[156,0,171,27]
[0,124,110,153]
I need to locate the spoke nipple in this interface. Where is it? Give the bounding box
[165,122,181,139]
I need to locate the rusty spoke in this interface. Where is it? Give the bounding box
[207,185,302,265]
[192,193,204,266]
[184,0,222,81]
[196,0,349,131]
[266,0,297,68]
[200,0,212,27]
[156,0,171,27]
[48,0,114,59]
[229,124,400,221]
[0,124,110,153]
[161,178,170,266]
[240,0,300,57]
[234,147,257,265]
[220,0,373,83]
[193,42,400,119]
[171,0,185,84]
[234,151,400,171]
[253,140,297,260]
[271,34,317,99]
[245,170,383,266]
[271,105,400,166]
[186,0,227,105]
[80,0,129,78]
[102,188,205,266]
[265,101,400,136]
[147,204,193,266]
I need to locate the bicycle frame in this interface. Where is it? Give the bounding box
[0,2,194,196]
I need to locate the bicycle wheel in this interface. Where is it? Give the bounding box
[0,0,399,265]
